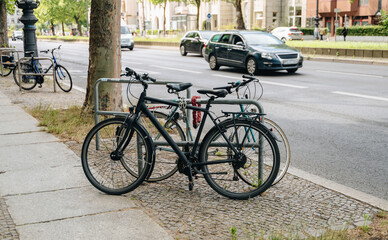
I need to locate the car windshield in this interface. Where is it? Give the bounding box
[199,31,214,40]
[242,33,283,45]
[121,26,130,34]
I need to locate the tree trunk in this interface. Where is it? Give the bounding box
[235,0,245,30]
[196,0,200,30]
[61,21,65,36]
[163,2,166,35]
[75,15,83,36]
[0,0,8,47]
[50,20,56,36]
[83,0,122,113]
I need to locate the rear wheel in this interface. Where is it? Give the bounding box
[12,63,38,90]
[180,45,187,56]
[139,111,185,182]
[81,117,153,195]
[199,119,279,200]
[55,65,72,92]
[209,55,220,70]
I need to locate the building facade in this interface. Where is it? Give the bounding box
[121,0,386,33]
[7,7,23,30]
[307,0,388,35]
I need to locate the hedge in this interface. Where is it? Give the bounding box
[336,26,388,36]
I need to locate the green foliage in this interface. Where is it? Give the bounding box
[378,9,388,27]
[5,0,16,14]
[336,26,388,36]
[230,226,237,240]
[300,28,314,35]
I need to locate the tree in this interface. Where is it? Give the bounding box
[150,0,168,34]
[230,0,245,29]
[0,0,16,47]
[186,0,201,30]
[62,0,90,36]
[35,0,62,36]
[378,10,388,28]
[82,0,122,113]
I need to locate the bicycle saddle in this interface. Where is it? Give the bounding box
[197,89,228,98]
[166,83,192,92]
[25,51,35,55]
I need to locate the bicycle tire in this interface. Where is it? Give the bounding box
[55,65,72,92]
[199,118,279,200]
[12,64,38,90]
[81,117,153,195]
[263,118,290,185]
[0,66,12,77]
[139,111,185,182]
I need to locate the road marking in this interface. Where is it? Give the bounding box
[317,70,384,78]
[152,65,201,74]
[72,85,86,93]
[212,74,308,89]
[332,91,388,102]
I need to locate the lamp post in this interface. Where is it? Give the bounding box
[16,0,40,58]
[313,0,320,40]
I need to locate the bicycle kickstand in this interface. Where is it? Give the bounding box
[188,167,194,191]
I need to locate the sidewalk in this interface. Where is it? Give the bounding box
[0,90,172,240]
[0,76,387,239]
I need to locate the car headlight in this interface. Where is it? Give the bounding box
[261,52,277,60]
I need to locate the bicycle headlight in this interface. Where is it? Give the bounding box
[261,52,277,60]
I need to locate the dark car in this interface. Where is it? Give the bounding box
[12,31,23,41]
[204,31,303,74]
[180,31,216,57]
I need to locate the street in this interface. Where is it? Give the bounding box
[10,40,388,201]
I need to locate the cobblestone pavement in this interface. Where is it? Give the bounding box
[0,76,383,239]
[0,197,18,240]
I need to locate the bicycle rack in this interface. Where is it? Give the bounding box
[16,57,57,92]
[0,48,21,78]
[94,78,266,178]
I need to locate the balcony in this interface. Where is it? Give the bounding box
[336,0,358,12]
[319,0,336,13]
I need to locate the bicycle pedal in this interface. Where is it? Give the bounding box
[38,84,42,88]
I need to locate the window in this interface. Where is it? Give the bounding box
[211,34,221,42]
[255,12,263,28]
[232,35,243,44]
[219,34,231,44]
[359,0,368,5]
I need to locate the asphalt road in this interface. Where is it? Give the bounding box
[10,40,388,201]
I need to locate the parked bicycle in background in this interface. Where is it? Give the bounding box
[12,45,72,92]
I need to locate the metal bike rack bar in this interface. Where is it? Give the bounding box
[16,57,57,92]
[94,78,266,180]
[0,48,21,79]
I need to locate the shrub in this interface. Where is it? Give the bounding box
[300,28,314,35]
[336,26,388,36]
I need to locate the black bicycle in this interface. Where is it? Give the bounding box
[81,68,280,200]
[13,45,72,92]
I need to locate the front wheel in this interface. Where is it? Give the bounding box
[81,117,153,195]
[180,45,187,56]
[0,66,12,77]
[199,119,280,200]
[55,65,72,92]
[246,57,259,75]
[12,63,38,90]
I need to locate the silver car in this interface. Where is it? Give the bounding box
[271,27,304,41]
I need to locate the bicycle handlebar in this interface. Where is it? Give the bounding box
[123,67,156,83]
[213,75,258,93]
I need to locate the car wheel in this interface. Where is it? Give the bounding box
[201,46,206,57]
[246,57,259,75]
[287,68,298,74]
[281,37,286,42]
[129,47,133,51]
[209,55,219,70]
[180,45,187,56]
